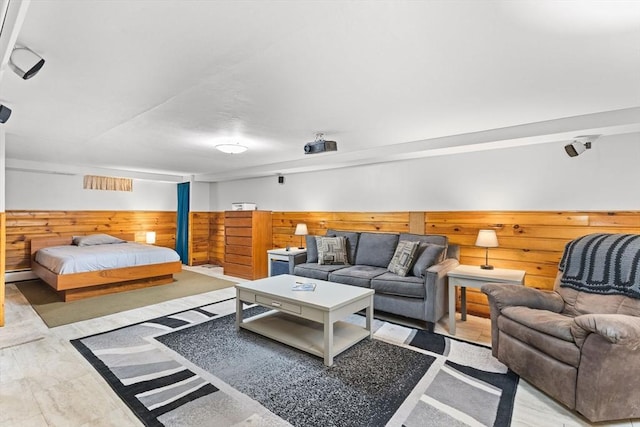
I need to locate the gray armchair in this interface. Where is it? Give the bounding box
[482,233,640,422]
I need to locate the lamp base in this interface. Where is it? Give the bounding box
[480,264,494,270]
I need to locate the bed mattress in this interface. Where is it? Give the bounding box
[35,242,181,274]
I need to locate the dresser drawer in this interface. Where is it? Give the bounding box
[226,244,252,256]
[255,295,302,315]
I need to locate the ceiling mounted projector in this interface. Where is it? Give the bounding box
[564,135,599,157]
[304,133,337,154]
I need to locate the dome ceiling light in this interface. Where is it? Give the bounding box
[215,143,248,154]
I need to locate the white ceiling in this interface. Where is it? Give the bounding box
[1,0,639,182]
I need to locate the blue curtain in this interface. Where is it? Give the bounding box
[176,182,190,264]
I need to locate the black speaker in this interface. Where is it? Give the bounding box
[278,176,285,184]
[0,105,12,123]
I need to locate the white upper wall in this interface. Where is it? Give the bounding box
[210,133,640,212]
[5,171,176,210]
[5,133,638,212]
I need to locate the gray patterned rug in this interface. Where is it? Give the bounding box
[71,297,518,426]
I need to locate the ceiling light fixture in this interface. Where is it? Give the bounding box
[215,143,248,154]
[9,46,45,80]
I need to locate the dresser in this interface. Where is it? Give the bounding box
[224,210,273,280]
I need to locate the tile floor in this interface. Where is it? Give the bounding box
[0,265,636,427]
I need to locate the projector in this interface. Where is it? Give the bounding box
[304,134,337,154]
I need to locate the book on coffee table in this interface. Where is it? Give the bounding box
[292,281,316,291]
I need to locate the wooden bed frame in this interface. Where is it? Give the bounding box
[30,234,182,302]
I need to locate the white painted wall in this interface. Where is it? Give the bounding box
[190,180,210,211]
[5,170,177,210]
[210,132,640,211]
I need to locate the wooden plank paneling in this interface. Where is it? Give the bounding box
[209,212,224,265]
[5,210,177,271]
[190,212,210,266]
[0,213,5,327]
[425,210,640,317]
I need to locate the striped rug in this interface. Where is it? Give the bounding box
[71,298,518,426]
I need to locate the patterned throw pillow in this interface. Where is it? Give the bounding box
[316,236,350,265]
[387,240,420,276]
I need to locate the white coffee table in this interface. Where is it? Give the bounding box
[235,274,374,366]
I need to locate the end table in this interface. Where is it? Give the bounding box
[447,264,525,335]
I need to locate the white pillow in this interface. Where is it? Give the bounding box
[72,234,126,247]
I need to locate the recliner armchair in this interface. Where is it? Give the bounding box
[482,233,640,422]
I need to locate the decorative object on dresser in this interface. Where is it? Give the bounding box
[294,223,308,249]
[30,233,182,302]
[223,210,272,280]
[475,229,499,270]
[482,233,640,422]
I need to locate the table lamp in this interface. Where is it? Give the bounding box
[294,223,308,249]
[475,229,498,270]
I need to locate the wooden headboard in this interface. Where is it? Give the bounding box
[30,233,136,257]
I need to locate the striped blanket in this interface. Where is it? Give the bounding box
[559,233,640,299]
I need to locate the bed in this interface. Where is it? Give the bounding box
[30,233,182,301]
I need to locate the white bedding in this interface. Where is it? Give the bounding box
[34,242,181,274]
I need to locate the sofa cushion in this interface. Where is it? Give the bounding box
[399,233,447,248]
[354,232,399,268]
[387,240,419,277]
[502,306,575,342]
[326,229,360,264]
[411,243,446,278]
[305,235,319,263]
[316,236,349,265]
[497,314,581,367]
[329,265,387,288]
[293,263,349,281]
[371,272,425,298]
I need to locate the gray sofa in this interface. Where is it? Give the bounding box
[293,229,460,332]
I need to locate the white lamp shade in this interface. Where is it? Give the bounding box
[145,231,156,244]
[475,230,498,248]
[294,223,308,236]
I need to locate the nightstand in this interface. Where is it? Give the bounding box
[267,248,307,276]
[447,264,525,335]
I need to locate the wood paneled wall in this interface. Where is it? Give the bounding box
[209,212,224,266]
[271,211,640,317]
[272,212,415,248]
[187,212,225,266]
[1,212,5,327]
[5,210,177,271]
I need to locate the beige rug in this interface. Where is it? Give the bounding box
[16,270,236,328]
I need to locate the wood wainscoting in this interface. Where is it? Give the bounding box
[5,210,178,272]
[272,211,640,317]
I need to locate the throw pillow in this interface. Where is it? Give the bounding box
[411,243,446,278]
[387,240,420,277]
[305,235,319,263]
[315,236,350,265]
[72,234,126,247]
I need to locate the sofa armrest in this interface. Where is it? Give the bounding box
[481,283,565,313]
[424,258,460,323]
[572,314,640,349]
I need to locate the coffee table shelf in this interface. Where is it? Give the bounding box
[240,310,371,360]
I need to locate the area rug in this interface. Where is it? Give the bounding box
[16,270,236,327]
[71,298,518,426]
